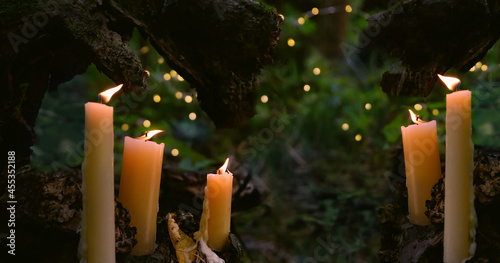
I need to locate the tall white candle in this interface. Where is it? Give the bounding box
[438,75,477,263]
[78,85,122,263]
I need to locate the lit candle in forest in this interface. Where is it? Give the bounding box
[438,74,477,263]
[401,110,442,225]
[118,130,165,255]
[195,158,233,252]
[78,84,122,263]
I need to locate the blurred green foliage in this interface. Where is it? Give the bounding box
[31,0,500,261]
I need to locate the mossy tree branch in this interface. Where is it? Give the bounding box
[363,0,500,97]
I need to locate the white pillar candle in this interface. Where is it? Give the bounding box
[438,75,477,263]
[78,84,122,263]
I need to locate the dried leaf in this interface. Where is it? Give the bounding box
[168,213,197,263]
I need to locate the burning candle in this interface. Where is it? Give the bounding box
[438,74,477,263]
[118,130,165,255]
[401,110,442,225]
[78,84,122,263]
[195,158,233,252]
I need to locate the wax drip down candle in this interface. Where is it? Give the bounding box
[78,84,122,263]
[438,74,477,263]
[401,109,442,225]
[118,130,165,255]
[195,158,233,253]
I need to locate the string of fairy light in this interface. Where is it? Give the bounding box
[119,46,198,157]
[469,61,489,72]
[281,5,369,142]
[126,4,499,151]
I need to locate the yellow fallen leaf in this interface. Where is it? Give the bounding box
[168,213,197,263]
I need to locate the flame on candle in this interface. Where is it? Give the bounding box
[136,130,164,141]
[437,74,461,91]
[408,109,425,124]
[99,84,123,103]
[217,158,230,175]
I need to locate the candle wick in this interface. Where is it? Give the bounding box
[416,115,420,125]
[98,95,103,104]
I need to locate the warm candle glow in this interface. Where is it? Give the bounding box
[195,157,233,252]
[136,130,164,141]
[217,158,230,175]
[119,133,165,255]
[99,84,123,103]
[438,74,461,91]
[443,75,477,262]
[401,110,442,225]
[408,109,425,124]
[79,88,118,262]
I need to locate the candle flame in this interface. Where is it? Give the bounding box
[137,130,164,141]
[437,74,461,91]
[408,109,425,124]
[217,158,230,175]
[99,84,123,103]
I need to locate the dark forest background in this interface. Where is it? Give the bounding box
[26,0,500,262]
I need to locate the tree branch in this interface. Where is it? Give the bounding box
[0,0,281,166]
[365,0,500,97]
[108,0,282,127]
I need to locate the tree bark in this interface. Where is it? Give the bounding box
[362,0,500,97]
[379,147,500,262]
[0,0,282,168]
